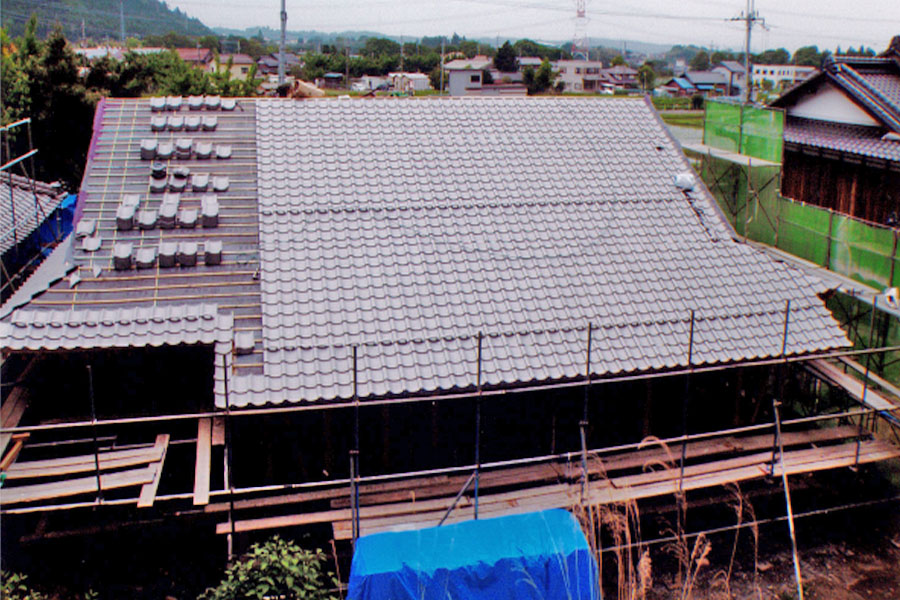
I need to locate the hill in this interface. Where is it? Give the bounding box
[3,0,211,41]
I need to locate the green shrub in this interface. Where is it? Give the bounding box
[198,537,337,600]
[1,572,47,600]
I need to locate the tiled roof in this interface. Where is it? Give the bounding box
[0,172,67,254]
[784,116,900,162]
[2,97,850,409]
[239,98,849,406]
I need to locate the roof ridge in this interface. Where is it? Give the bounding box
[833,64,900,130]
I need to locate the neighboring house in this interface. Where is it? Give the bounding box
[317,72,345,89]
[444,55,494,96]
[661,71,728,97]
[4,95,886,567]
[0,173,71,301]
[712,61,747,96]
[256,52,303,76]
[75,46,165,61]
[770,37,900,224]
[358,74,389,90]
[552,59,605,92]
[752,63,817,93]
[214,54,255,80]
[387,72,432,93]
[599,65,639,91]
[175,47,214,68]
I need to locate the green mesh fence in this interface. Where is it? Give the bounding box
[702,101,784,163]
[697,153,900,291]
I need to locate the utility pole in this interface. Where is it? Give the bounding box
[119,1,125,44]
[400,35,405,73]
[278,0,287,86]
[440,38,445,95]
[732,0,765,103]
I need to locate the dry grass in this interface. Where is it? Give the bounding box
[573,437,762,600]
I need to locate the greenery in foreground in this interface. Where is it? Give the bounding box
[2,537,335,600]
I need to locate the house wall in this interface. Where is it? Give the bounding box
[788,83,881,126]
[782,149,900,223]
[448,70,481,97]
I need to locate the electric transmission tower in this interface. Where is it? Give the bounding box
[573,0,588,60]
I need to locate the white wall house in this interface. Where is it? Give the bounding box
[552,60,604,92]
[752,64,817,91]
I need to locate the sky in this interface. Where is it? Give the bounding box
[163,0,900,53]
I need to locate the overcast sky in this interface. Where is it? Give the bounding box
[163,0,899,53]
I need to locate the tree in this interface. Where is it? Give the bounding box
[482,69,494,85]
[361,37,400,58]
[494,41,517,72]
[198,34,221,52]
[689,50,710,71]
[429,65,444,91]
[637,64,655,92]
[611,54,626,66]
[710,50,735,65]
[754,48,790,65]
[523,59,554,95]
[199,537,337,600]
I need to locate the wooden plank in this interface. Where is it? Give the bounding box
[808,359,897,411]
[193,418,212,506]
[138,434,170,508]
[5,444,162,480]
[0,385,31,457]
[0,465,156,505]
[0,434,30,471]
[211,416,226,446]
[837,357,900,406]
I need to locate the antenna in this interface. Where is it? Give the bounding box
[731,0,766,103]
[573,0,588,60]
[278,0,287,86]
[119,1,125,43]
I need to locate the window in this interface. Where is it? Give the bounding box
[470,74,480,83]
[559,67,567,73]
[575,67,582,74]
[241,66,249,74]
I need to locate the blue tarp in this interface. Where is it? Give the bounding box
[347,509,599,600]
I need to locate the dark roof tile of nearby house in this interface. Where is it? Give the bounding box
[0,173,67,255]
[2,97,849,408]
[175,48,213,64]
[783,116,900,162]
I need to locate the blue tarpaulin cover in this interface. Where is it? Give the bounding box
[347,509,599,600]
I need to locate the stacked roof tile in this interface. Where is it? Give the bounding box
[2,97,850,408]
[0,172,67,255]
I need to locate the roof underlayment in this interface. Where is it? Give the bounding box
[0,97,850,408]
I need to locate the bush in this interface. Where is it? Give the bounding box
[690,93,705,110]
[198,537,337,600]
[1,572,47,600]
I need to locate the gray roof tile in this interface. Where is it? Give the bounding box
[0,173,67,254]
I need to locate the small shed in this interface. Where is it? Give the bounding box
[347,509,598,600]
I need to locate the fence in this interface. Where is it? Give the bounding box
[703,100,784,163]
[695,151,900,292]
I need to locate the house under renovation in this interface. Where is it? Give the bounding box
[1,96,899,584]
[771,37,900,224]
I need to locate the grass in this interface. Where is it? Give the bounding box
[659,112,705,129]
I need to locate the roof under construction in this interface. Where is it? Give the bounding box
[0,96,849,408]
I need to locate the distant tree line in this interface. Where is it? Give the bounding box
[1,16,259,189]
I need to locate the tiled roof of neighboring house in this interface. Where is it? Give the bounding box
[783,116,900,162]
[685,71,727,86]
[718,61,746,74]
[220,53,254,65]
[517,57,543,67]
[176,48,212,64]
[0,172,67,255]
[668,77,696,90]
[2,97,850,409]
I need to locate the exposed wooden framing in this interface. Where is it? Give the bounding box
[1,359,35,456]
[32,291,259,306]
[1,465,156,505]
[193,418,212,506]
[138,434,171,508]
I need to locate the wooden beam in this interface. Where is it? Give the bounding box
[193,418,212,506]
[1,365,33,457]
[211,417,226,446]
[138,434,170,508]
[0,434,29,471]
[1,465,156,505]
[807,359,897,411]
[4,444,163,480]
